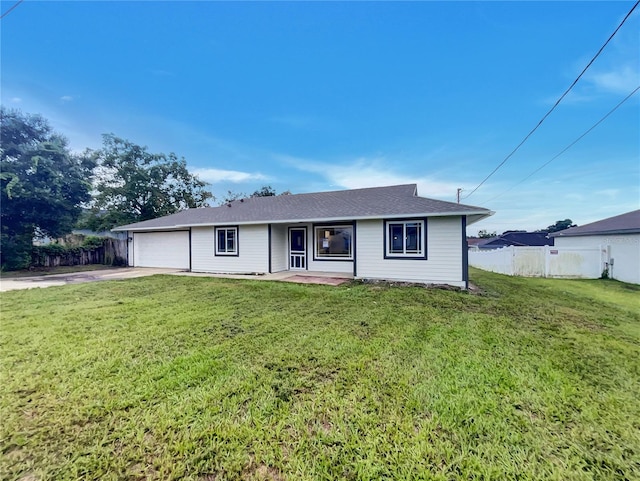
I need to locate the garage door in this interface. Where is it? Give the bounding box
[133,231,190,269]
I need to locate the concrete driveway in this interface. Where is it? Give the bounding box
[0,268,184,292]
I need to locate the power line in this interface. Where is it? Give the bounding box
[0,0,24,19]
[462,0,640,199]
[482,85,640,204]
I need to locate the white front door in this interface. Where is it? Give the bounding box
[289,228,306,270]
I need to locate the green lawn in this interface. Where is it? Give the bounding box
[1,269,639,480]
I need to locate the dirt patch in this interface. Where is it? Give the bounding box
[356,278,463,291]
[282,275,350,286]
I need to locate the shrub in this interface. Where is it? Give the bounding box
[82,236,105,248]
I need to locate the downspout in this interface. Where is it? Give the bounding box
[462,216,469,289]
[188,228,192,272]
[352,220,357,277]
[268,224,272,274]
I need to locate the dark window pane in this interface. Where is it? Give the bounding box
[291,230,304,251]
[315,226,352,258]
[389,224,403,253]
[217,229,226,252]
[406,224,418,252]
[226,230,235,252]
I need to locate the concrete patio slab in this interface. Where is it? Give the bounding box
[1,268,353,291]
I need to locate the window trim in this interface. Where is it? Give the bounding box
[214,225,239,256]
[383,218,427,260]
[312,222,354,262]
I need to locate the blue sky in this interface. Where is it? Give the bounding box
[2,1,638,235]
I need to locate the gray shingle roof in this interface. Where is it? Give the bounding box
[113,184,493,231]
[550,209,640,237]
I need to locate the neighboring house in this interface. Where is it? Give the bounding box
[470,231,553,250]
[550,209,640,284]
[113,184,493,288]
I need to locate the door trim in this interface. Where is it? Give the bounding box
[288,227,307,270]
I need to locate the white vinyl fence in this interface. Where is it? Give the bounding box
[469,245,605,279]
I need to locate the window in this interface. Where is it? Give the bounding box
[314,225,353,260]
[215,226,238,256]
[385,220,426,258]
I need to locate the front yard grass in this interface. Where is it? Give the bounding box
[1,269,639,480]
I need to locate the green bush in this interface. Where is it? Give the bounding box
[1,233,33,271]
[81,236,105,248]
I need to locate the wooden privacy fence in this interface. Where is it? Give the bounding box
[468,245,605,279]
[32,238,128,268]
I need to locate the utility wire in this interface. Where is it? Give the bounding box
[482,85,640,204]
[462,0,640,199]
[0,0,24,19]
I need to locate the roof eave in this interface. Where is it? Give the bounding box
[551,228,640,237]
[114,209,494,232]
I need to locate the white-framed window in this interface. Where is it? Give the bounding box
[215,226,238,256]
[385,220,426,259]
[314,224,353,260]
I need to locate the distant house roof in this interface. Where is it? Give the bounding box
[466,238,485,247]
[550,210,640,237]
[474,231,553,249]
[113,184,493,232]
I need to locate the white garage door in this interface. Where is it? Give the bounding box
[133,231,190,269]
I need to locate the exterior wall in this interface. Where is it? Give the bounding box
[554,234,640,284]
[270,224,287,273]
[191,225,269,274]
[355,217,465,287]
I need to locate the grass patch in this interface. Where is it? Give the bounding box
[1,269,639,480]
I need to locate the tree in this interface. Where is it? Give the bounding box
[251,185,277,197]
[477,229,497,238]
[545,219,577,233]
[1,108,95,270]
[219,190,247,205]
[219,185,290,205]
[85,134,213,231]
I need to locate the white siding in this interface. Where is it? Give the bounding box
[307,256,354,274]
[132,231,190,269]
[191,225,269,274]
[270,224,287,272]
[355,217,464,287]
[554,234,640,284]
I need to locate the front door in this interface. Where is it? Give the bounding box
[289,228,306,270]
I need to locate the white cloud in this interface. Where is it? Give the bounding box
[192,168,268,184]
[589,64,639,95]
[595,188,619,199]
[278,154,467,202]
[60,95,73,102]
[565,193,585,201]
[10,97,22,103]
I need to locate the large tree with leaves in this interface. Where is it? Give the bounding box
[545,219,577,233]
[84,134,213,231]
[1,108,95,270]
